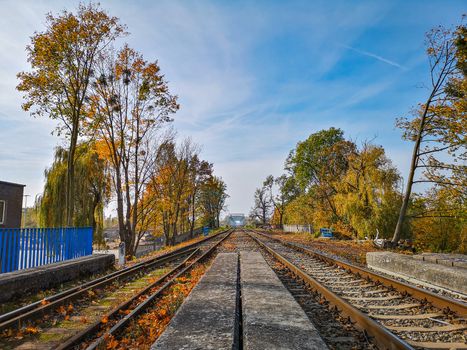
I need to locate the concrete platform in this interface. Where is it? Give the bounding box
[241,252,328,350]
[413,253,467,269]
[367,252,467,294]
[0,254,114,302]
[152,253,238,350]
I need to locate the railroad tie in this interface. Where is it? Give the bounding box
[353,303,421,309]
[369,313,444,320]
[385,324,467,332]
[344,295,403,301]
[405,340,467,349]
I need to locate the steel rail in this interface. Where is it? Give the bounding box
[84,229,233,350]
[54,248,200,350]
[0,229,231,332]
[0,248,194,332]
[255,230,467,316]
[248,232,414,350]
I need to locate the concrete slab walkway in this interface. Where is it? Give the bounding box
[241,251,328,350]
[151,253,239,350]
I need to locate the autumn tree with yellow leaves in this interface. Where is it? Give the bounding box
[392,24,466,243]
[144,139,225,246]
[20,3,227,256]
[88,45,179,255]
[17,3,125,226]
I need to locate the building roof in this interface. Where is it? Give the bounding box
[0,180,26,187]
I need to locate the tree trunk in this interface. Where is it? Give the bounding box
[123,160,134,256]
[392,99,431,243]
[190,195,196,238]
[115,168,129,254]
[65,119,79,227]
[91,192,100,244]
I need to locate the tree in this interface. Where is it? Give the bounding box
[149,139,199,245]
[187,156,213,237]
[334,143,402,239]
[199,176,228,229]
[144,139,221,245]
[282,194,316,228]
[39,142,111,239]
[285,128,355,228]
[89,45,178,255]
[250,186,272,225]
[410,188,466,253]
[392,25,465,243]
[278,129,405,239]
[264,175,298,228]
[17,3,125,226]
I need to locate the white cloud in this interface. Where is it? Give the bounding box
[0,0,456,214]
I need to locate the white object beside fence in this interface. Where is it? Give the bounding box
[283,224,313,234]
[118,242,126,266]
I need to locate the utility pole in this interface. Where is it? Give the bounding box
[22,194,30,228]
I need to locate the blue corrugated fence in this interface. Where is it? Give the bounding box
[0,227,93,273]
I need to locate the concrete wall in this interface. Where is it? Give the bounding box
[283,224,313,234]
[0,254,114,302]
[134,228,203,258]
[0,181,25,228]
[174,227,203,244]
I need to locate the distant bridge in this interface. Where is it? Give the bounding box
[226,213,246,227]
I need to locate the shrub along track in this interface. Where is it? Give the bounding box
[0,229,232,349]
[249,230,467,350]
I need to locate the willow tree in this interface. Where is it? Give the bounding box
[334,144,401,239]
[89,45,179,255]
[17,3,125,226]
[392,25,466,243]
[40,143,111,241]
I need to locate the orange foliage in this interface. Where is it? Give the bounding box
[23,326,39,335]
[106,263,208,349]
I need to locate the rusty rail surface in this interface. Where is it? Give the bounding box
[0,229,232,332]
[255,230,467,316]
[84,229,234,350]
[248,231,413,350]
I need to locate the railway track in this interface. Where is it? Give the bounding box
[80,228,233,350]
[219,230,376,349]
[0,229,232,349]
[249,230,467,350]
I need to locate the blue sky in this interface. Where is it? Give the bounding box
[0,0,465,215]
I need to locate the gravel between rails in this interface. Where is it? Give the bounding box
[270,232,467,304]
[251,231,466,348]
[218,230,377,350]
